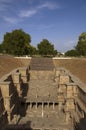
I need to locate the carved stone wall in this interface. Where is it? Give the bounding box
[0,65,86,130]
[55,67,86,129]
[0,67,30,129]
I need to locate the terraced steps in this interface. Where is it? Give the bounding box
[30,58,54,70]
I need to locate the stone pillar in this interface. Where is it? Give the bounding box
[0,82,12,112]
[0,88,7,129]
[36,102,37,109]
[12,72,21,83]
[54,70,60,82]
[59,75,70,84]
[58,84,66,94]
[73,85,78,97]
[7,112,12,123]
[19,67,29,83]
[13,115,18,124]
[42,103,44,118]
[0,81,16,123]
[53,102,55,109]
[65,112,70,123]
[12,73,21,96]
[66,84,73,99]
[0,82,12,98]
[58,102,62,111]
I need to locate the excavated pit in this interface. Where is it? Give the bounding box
[0,58,86,130]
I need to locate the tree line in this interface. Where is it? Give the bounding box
[0,29,57,57]
[0,29,86,57]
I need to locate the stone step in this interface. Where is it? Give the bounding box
[30,58,54,70]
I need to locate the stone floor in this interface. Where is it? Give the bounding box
[26,79,58,99]
[18,116,72,130]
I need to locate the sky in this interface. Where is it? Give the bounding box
[0,0,86,52]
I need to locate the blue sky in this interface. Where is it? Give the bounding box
[0,0,86,52]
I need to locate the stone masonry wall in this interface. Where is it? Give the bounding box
[55,67,86,129]
[0,65,86,130]
[0,67,30,129]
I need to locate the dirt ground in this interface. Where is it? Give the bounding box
[53,58,86,84]
[0,55,86,84]
[0,55,24,78]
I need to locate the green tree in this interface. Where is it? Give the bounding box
[76,32,86,56]
[0,44,2,53]
[28,45,37,56]
[65,49,79,57]
[37,39,57,56]
[1,29,31,56]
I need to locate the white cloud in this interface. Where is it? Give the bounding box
[3,16,18,24]
[38,2,59,10]
[19,9,37,18]
[19,1,59,18]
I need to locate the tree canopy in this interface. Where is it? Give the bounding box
[0,29,58,57]
[65,49,79,57]
[0,44,3,53]
[37,39,57,56]
[75,32,86,56]
[1,29,32,56]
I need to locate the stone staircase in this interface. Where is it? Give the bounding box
[30,58,54,70]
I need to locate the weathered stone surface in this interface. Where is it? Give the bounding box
[0,58,86,130]
[0,82,12,97]
[30,57,54,70]
[12,73,21,83]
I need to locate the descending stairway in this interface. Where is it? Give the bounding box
[30,57,54,70]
